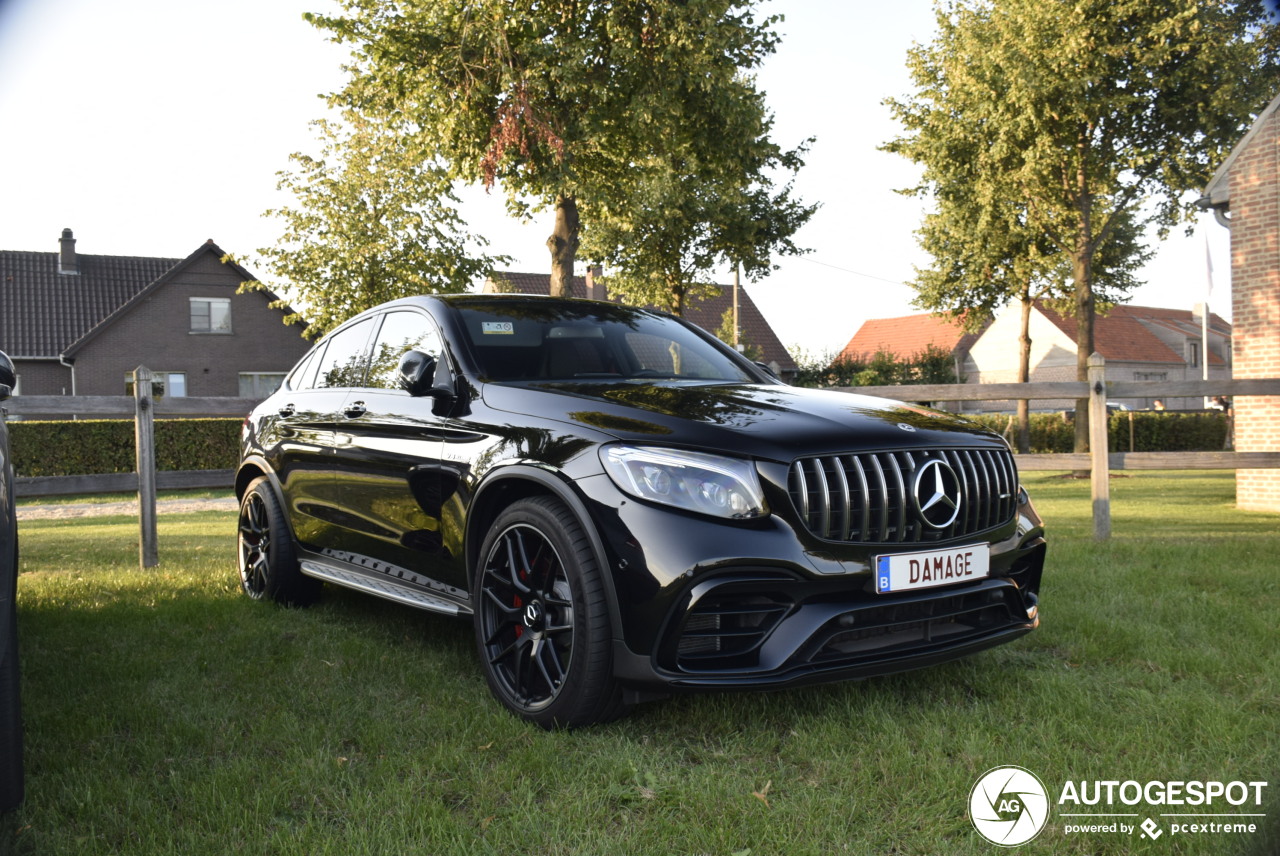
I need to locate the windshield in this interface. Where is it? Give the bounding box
[447,298,757,384]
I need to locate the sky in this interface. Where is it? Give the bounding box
[0,0,1234,358]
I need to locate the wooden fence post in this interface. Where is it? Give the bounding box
[1087,353,1111,541]
[133,366,159,568]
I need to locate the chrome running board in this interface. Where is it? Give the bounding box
[300,560,470,617]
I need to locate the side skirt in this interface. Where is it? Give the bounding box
[299,556,472,617]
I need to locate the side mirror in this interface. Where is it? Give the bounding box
[397,349,454,401]
[0,350,15,401]
[754,361,781,382]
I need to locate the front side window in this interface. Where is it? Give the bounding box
[367,311,444,390]
[190,297,232,333]
[125,371,187,398]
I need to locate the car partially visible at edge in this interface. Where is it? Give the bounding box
[0,349,23,809]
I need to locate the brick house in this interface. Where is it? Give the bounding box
[0,229,309,402]
[1200,92,1280,512]
[483,269,798,380]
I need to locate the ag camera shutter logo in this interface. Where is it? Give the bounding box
[970,766,1050,846]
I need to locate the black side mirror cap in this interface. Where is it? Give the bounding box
[754,361,781,382]
[397,349,454,401]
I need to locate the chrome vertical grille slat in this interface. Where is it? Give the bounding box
[851,457,870,541]
[813,458,832,538]
[788,448,1019,545]
[830,457,852,541]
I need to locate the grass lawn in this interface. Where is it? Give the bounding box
[3,472,1277,855]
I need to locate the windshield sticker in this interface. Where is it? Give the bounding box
[481,322,515,335]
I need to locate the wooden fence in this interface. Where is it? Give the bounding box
[5,368,258,568]
[4,359,1279,568]
[841,354,1280,539]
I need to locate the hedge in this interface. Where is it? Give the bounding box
[5,411,1231,478]
[963,411,1230,454]
[8,419,241,478]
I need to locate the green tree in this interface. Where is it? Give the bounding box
[309,0,805,301]
[712,306,763,362]
[886,0,1280,452]
[580,123,814,315]
[247,116,499,339]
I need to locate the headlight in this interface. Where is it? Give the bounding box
[600,445,768,520]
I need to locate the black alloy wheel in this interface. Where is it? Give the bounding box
[237,477,319,606]
[474,496,625,729]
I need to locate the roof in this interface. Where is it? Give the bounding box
[1035,302,1230,366]
[837,313,979,363]
[486,271,797,373]
[1202,90,1280,208]
[0,235,268,359]
[1,248,180,358]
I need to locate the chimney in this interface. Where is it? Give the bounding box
[585,265,605,301]
[58,227,79,275]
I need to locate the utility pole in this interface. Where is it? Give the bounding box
[733,263,741,351]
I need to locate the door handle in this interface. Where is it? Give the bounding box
[344,401,367,419]
[278,403,296,417]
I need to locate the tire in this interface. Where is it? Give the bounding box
[237,477,320,606]
[473,496,627,729]
[0,539,22,813]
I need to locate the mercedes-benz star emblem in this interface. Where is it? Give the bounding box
[523,601,544,628]
[913,459,962,529]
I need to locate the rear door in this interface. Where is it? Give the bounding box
[265,316,377,550]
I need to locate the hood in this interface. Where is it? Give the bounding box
[481,380,1003,462]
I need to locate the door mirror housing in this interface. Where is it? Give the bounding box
[397,350,454,401]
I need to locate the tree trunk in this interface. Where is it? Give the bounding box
[1072,247,1096,458]
[1016,293,1033,454]
[546,194,580,298]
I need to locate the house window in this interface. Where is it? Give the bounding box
[1187,341,1201,369]
[1134,372,1167,382]
[239,372,286,398]
[125,371,187,398]
[190,297,232,333]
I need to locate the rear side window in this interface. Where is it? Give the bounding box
[286,347,322,392]
[313,318,376,389]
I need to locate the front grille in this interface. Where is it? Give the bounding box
[788,448,1018,544]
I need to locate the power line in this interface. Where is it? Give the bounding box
[792,255,911,287]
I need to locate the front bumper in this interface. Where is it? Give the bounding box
[575,471,1046,692]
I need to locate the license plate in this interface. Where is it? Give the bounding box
[874,544,990,594]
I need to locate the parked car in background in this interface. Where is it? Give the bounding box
[0,349,23,809]
[236,295,1047,728]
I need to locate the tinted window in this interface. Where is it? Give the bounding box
[314,318,376,389]
[450,300,753,383]
[287,346,323,392]
[367,311,444,390]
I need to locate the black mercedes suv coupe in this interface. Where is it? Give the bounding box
[236,295,1045,728]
